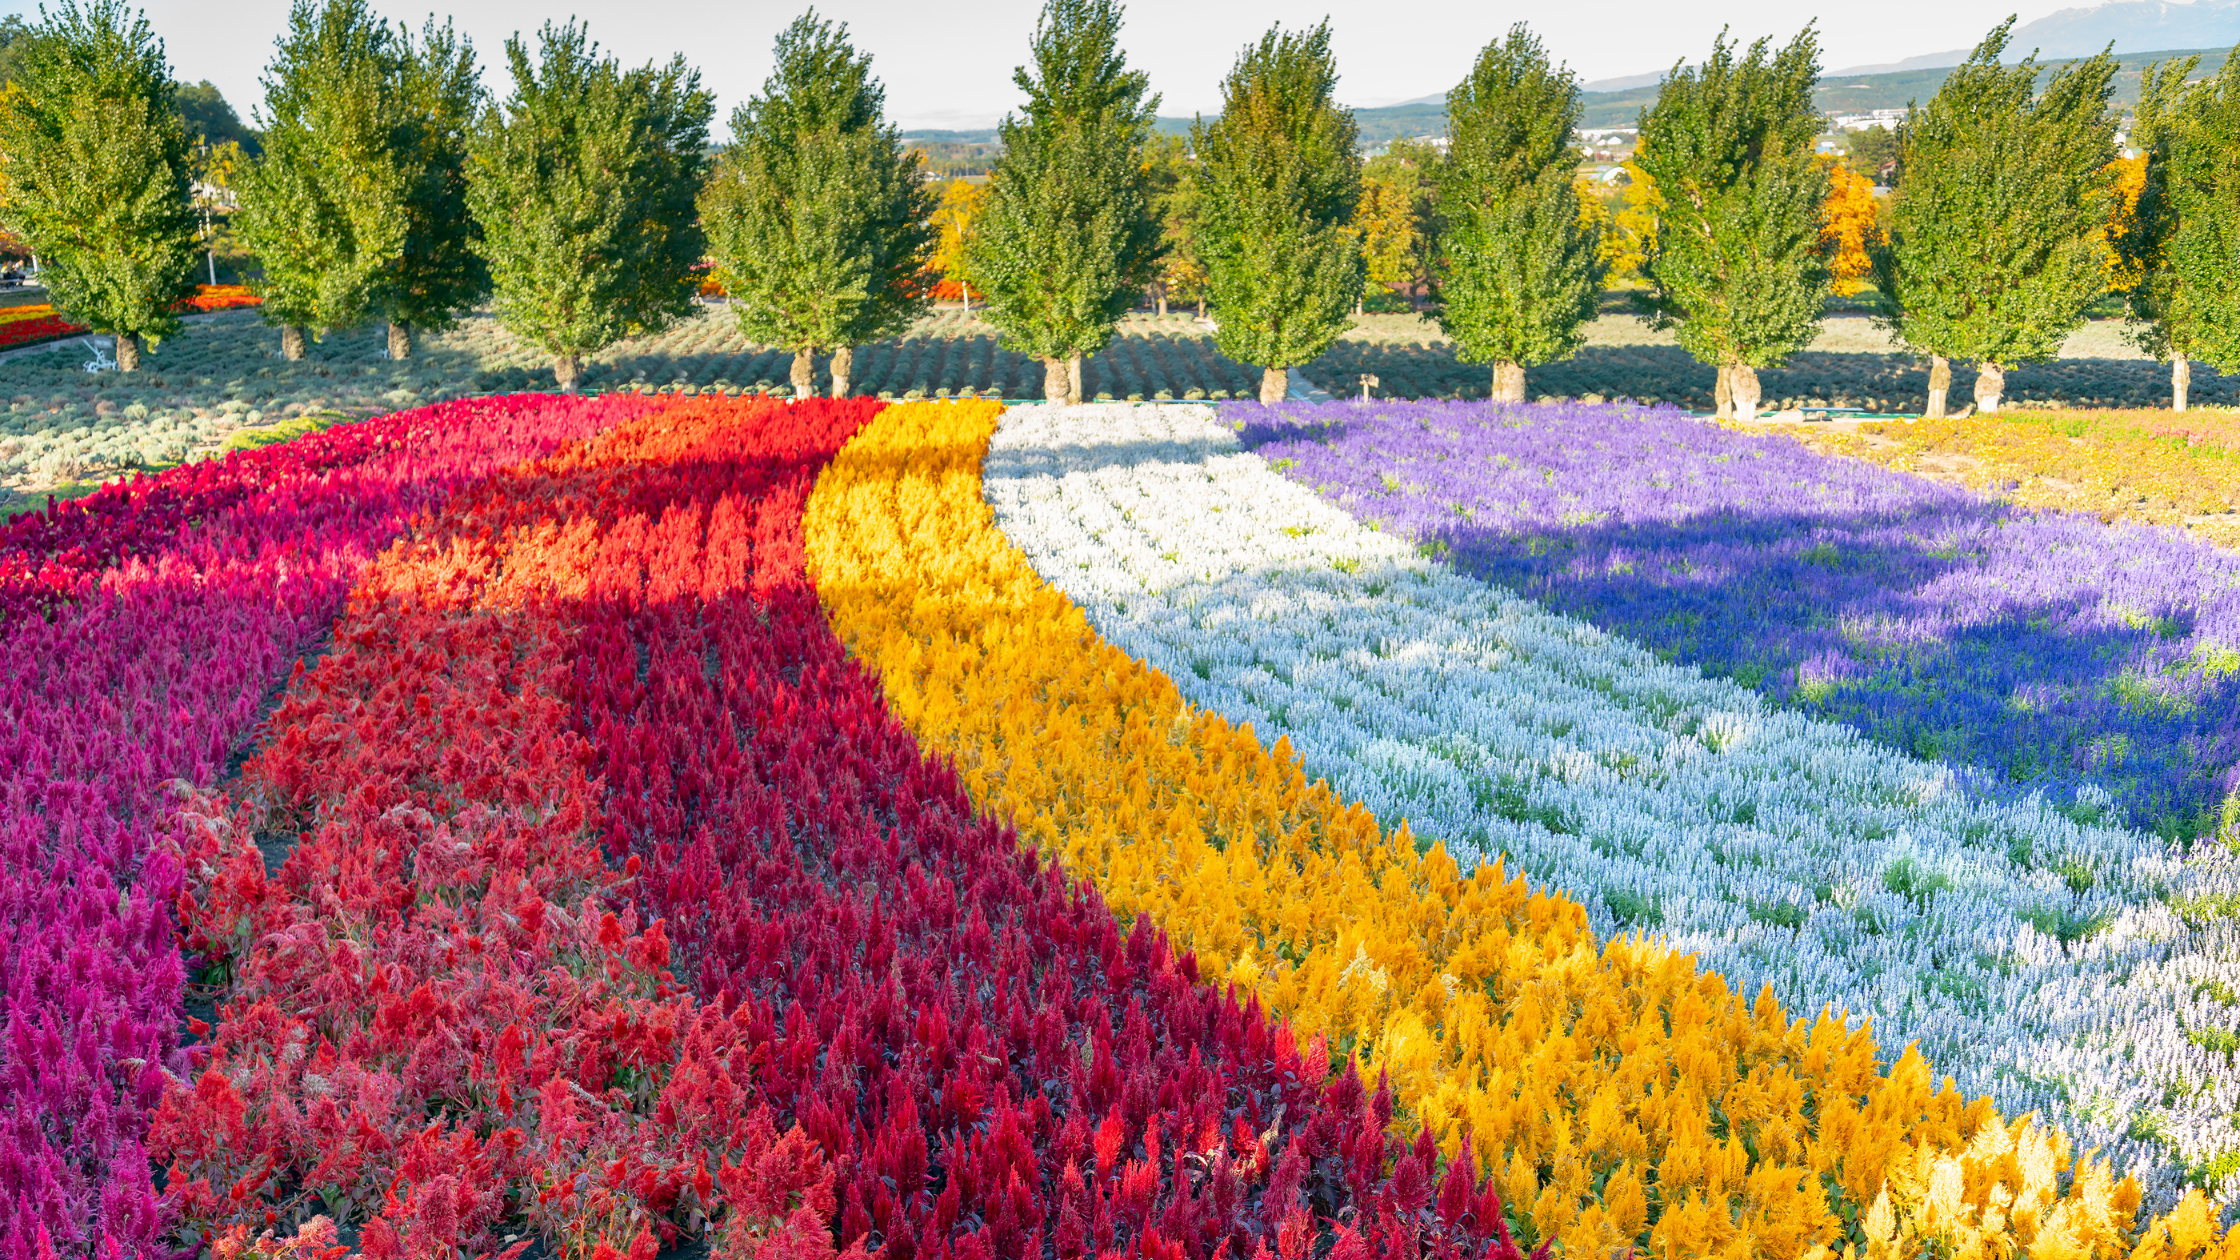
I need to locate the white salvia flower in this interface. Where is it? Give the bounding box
[984,402,2240,1216]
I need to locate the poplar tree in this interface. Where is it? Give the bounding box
[0,0,199,372]
[2121,50,2240,412]
[1635,27,1828,420]
[701,11,934,399]
[377,19,485,360]
[467,22,712,391]
[1434,24,1605,403]
[235,0,409,361]
[1194,21,1361,405]
[969,0,1160,406]
[1870,22,2118,416]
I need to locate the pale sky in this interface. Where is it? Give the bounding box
[9,0,2082,132]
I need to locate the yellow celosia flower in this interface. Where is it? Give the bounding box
[803,400,2228,1258]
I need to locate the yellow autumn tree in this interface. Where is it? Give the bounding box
[2101,153,2147,292]
[1818,155,1885,296]
[929,176,987,301]
[1597,161,1660,283]
[1355,163,1421,309]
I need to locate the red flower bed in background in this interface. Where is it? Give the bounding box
[0,286,261,353]
[0,311,84,349]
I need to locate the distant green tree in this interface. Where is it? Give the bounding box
[1843,122,1899,185]
[1634,26,1828,419]
[235,0,409,360]
[376,18,485,359]
[467,21,712,391]
[701,11,933,399]
[0,0,200,371]
[1194,20,1361,404]
[1870,21,2118,416]
[1142,132,1200,316]
[0,15,31,88]
[176,79,259,154]
[2121,48,2240,411]
[1434,24,1604,402]
[969,0,1161,405]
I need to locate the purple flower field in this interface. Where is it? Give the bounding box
[1234,399,2240,840]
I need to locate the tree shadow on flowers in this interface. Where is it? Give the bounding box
[1432,498,2240,843]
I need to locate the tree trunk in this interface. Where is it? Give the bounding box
[206,249,217,287]
[1259,365,1288,405]
[388,321,412,361]
[960,284,970,315]
[1070,352,1086,404]
[1156,285,1166,318]
[1492,360,1526,403]
[829,345,853,398]
[1729,364,1763,421]
[1974,362,2004,414]
[1714,365,1733,420]
[2174,352,2191,413]
[1042,356,1070,405]
[1196,297,1205,318]
[790,348,816,399]
[554,353,582,393]
[280,325,307,361]
[114,332,141,373]
[1927,354,1951,419]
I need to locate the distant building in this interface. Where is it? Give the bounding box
[1828,109,1907,132]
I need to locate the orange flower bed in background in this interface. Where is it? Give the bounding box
[0,286,262,352]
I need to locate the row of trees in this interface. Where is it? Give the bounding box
[6,0,2236,415]
[0,0,711,383]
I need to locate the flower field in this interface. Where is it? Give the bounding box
[15,386,2240,1259]
[1798,410,2240,550]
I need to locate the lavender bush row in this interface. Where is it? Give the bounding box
[983,402,2240,1213]
[1237,399,2240,844]
[0,394,646,1258]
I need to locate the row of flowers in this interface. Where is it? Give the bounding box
[1238,399,2240,845]
[1799,409,2240,552]
[156,394,862,1257]
[801,399,2237,1258]
[150,393,1555,1259]
[0,286,263,352]
[980,402,2240,1210]
[0,393,652,1255]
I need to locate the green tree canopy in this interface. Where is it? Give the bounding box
[0,0,200,371]
[1869,20,2118,415]
[2120,47,2240,411]
[968,0,1160,405]
[176,79,259,154]
[467,20,712,391]
[1634,25,1828,419]
[234,0,410,359]
[1434,24,1604,402]
[1193,20,1362,404]
[377,18,485,358]
[700,10,934,399]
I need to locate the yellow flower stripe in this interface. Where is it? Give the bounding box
[1796,410,2240,551]
[803,399,2234,1260]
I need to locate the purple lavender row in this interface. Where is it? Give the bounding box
[1233,399,2240,840]
[0,393,655,1259]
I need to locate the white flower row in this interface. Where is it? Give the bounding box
[983,401,2240,1212]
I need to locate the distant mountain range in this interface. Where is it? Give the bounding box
[1581,0,2240,95]
[901,0,2240,151]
